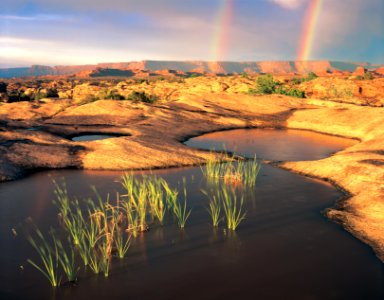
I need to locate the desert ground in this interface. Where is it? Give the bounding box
[0,73,383,262]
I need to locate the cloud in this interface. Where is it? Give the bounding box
[0,14,75,22]
[269,0,307,9]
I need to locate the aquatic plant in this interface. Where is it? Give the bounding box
[147,177,166,224]
[56,238,79,283]
[135,187,148,232]
[221,187,246,231]
[84,211,102,248]
[242,156,261,187]
[53,180,70,218]
[173,180,191,229]
[162,180,178,211]
[202,190,221,227]
[202,154,261,187]
[64,200,86,246]
[88,246,102,275]
[27,228,60,287]
[114,227,131,259]
[76,232,90,266]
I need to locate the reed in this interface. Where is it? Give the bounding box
[114,227,131,259]
[201,154,261,187]
[56,238,79,283]
[88,246,102,275]
[221,187,246,231]
[99,204,115,277]
[63,200,85,246]
[202,190,221,227]
[121,173,137,209]
[238,155,261,187]
[53,180,70,218]
[121,199,140,237]
[147,177,166,224]
[173,180,191,229]
[84,212,102,248]
[27,228,60,287]
[162,180,178,211]
[76,232,90,266]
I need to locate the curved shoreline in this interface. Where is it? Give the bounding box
[0,92,383,261]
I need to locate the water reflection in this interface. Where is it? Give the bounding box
[186,128,357,161]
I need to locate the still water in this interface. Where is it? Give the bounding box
[0,129,382,300]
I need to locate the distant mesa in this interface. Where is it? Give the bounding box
[0,60,383,79]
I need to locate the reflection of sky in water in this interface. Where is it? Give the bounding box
[186,129,357,161]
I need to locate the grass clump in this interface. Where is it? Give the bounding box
[203,190,221,227]
[203,186,246,230]
[201,154,261,187]
[221,187,246,231]
[172,180,191,229]
[24,174,197,287]
[27,228,60,287]
[56,238,79,283]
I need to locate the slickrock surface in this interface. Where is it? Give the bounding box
[0,76,383,261]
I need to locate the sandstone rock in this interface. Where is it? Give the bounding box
[354,66,366,76]
[374,67,384,76]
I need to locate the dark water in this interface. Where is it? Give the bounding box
[0,129,382,300]
[71,135,121,142]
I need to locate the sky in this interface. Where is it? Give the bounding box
[0,0,383,67]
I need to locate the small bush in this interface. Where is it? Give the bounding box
[291,72,318,85]
[248,74,305,98]
[127,91,159,103]
[275,86,305,98]
[34,91,48,101]
[105,89,124,100]
[307,72,318,80]
[240,72,249,79]
[356,73,373,80]
[255,74,280,94]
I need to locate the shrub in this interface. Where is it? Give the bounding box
[19,92,31,101]
[46,88,59,98]
[255,74,280,94]
[307,72,318,80]
[105,89,124,100]
[291,72,318,85]
[248,74,305,98]
[240,72,249,79]
[34,91,48,101]
[127,91,159,103]
[356,73,373,80]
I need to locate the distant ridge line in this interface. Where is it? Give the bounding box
[0,60,382,78]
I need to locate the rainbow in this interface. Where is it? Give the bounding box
[297,0,323,61]
[211,0,234,61]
